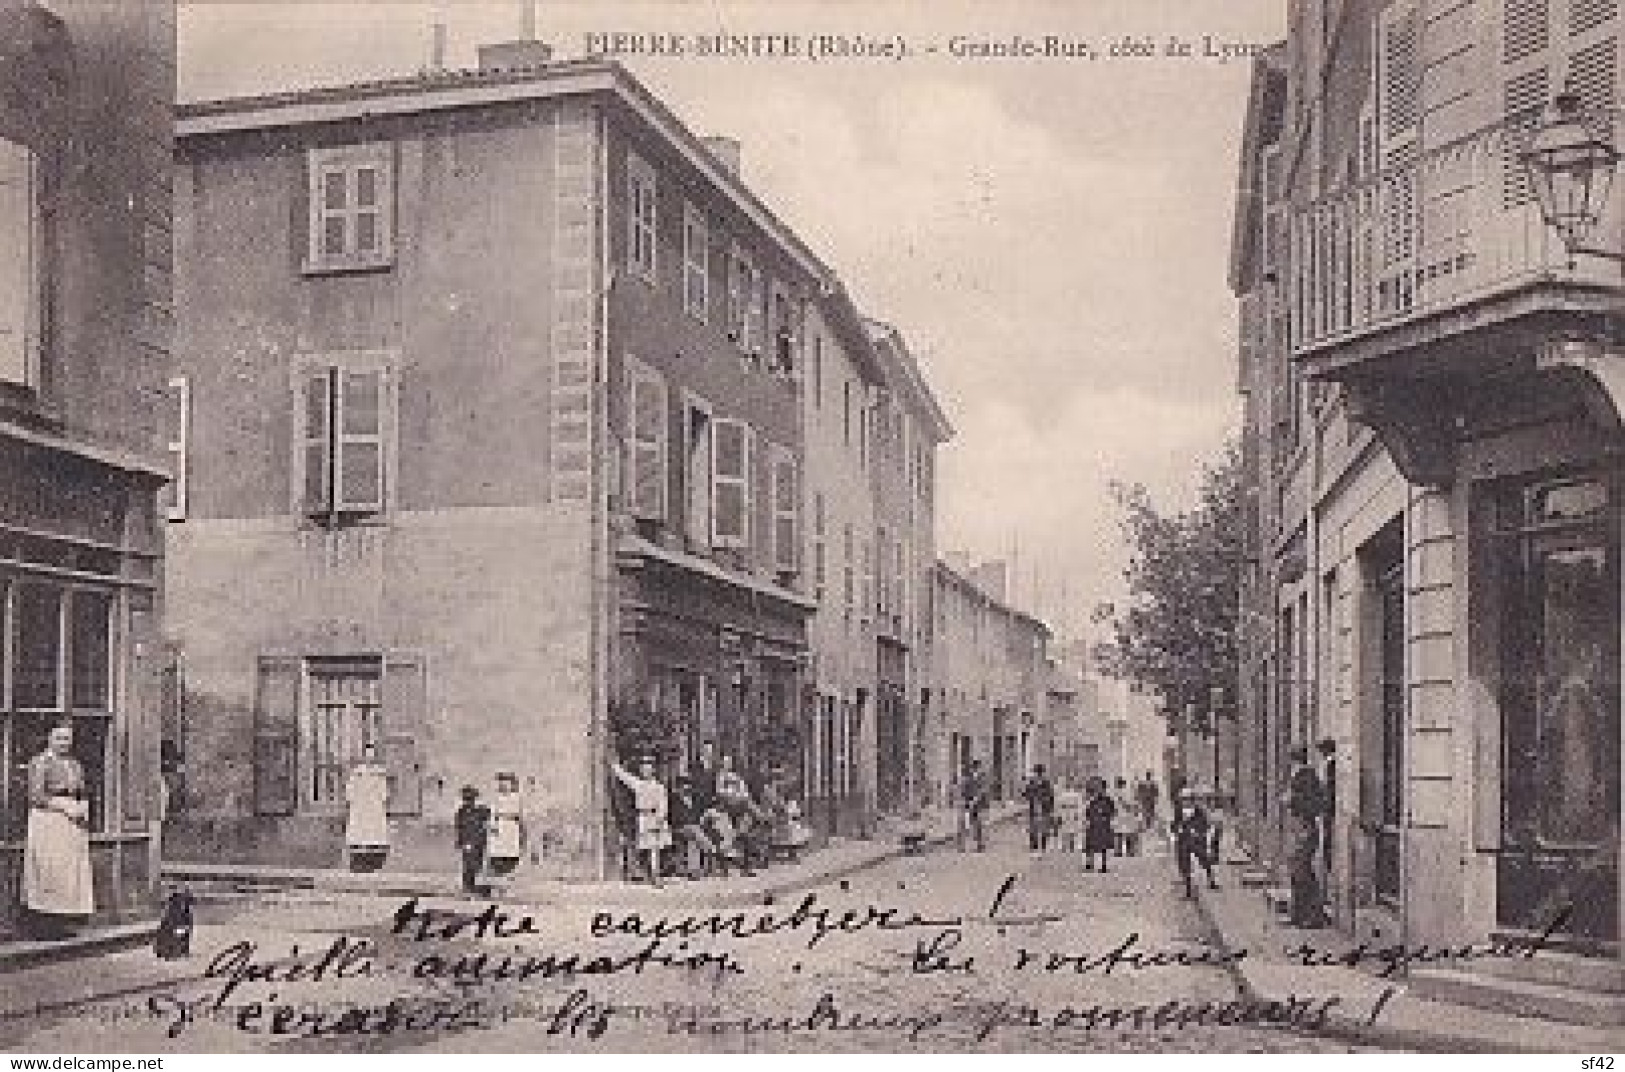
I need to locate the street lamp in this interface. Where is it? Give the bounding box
[1520,92,1623,260]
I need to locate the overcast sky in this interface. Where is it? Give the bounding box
[179,0,1284,644]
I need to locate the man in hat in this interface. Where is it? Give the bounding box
[454,785,491,895]
[1283,746,1329,927]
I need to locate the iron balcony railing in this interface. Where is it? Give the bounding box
[1285,111,1625,358]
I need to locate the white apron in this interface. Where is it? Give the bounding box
[23,805,94,917]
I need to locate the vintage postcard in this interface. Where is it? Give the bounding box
[0,0,1620,1058]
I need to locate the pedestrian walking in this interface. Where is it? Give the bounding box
[1055,779,1085,853]
[1284,745,1330,927]
[1135,771,1159,834]
[1083,777,1116,872]
[453,785,491,896]
[1171,788,1220,897]
[1111,776,1142,856]
[1022,764,1056,853]
[22,722,93,939]
[958,759,989,852]
[610,753,673,887]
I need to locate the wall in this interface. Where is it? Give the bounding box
[169,93,602,875]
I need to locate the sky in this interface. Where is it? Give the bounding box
[178,0,1285,645]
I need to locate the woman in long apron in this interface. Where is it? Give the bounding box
[487,772,525,876]
[23,722,94,939]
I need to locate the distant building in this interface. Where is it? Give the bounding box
[0,0,175,934]
[930,560,1051,803]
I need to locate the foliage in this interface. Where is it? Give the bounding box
[1092,440,1241,727]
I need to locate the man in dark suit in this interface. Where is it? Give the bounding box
[1317,737,1337,880]
[454,786,491,895]
[1284,746,1330,927]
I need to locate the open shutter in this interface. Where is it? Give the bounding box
[772,447,798,573]
[0,138,35,387]
[123,604,163,824]
[335,367,385,513]
[381,655,424,816]
[351,162,391,260]
[164,376,190,522]
[712,418,749,547]
[300,368,333,515]
[627,359,668,521]
[254,656,301,816]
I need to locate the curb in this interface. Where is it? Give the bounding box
[0,921,157,975]
[1186,879,1579,1054]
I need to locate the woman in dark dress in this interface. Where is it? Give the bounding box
[1083,777,1117,873]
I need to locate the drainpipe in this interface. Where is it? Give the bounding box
[589,102,613,879]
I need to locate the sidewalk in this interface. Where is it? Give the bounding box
[1189,853,1622,1052]
[163,805,1017,911]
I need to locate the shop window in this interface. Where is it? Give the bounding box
[69,590,111,710]
[13,582,61,710]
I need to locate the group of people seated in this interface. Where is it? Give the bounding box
[610,744,812,887]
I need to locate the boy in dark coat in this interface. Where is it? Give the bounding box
[1171,788,1220,898]
[454,786,491,895]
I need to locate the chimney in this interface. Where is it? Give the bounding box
[478,39,554,70]
[702,136,742,176]
[430,21,448,72]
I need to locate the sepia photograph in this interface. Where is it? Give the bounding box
[0,0,1621,1058]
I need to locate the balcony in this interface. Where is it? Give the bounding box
[1289,114,1625,382]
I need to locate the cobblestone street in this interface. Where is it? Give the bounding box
[5,825,1396,1054]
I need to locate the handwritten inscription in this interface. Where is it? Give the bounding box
[121,878,1572,1046]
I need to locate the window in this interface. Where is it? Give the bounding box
[769,283,796,375]
[812,332,823,406]
[626,154,658,282]
[862,537,874,622]
[625,357,669,521]
[254,654,425,817]
[306,144,393,272]
[684,393,714,550]
[877,527,889,615]
[812,492,827,599]
[682,204,708,319]
[0,137,40,388]
[842,381,852,447]
[306,659,382,808]
[712,418,753,549]
[727,245,763,355]
[2,578,116,839]
[164,376,190,522]
[770,445,799,575]
[842,524,855,617]
[295,355,393,524]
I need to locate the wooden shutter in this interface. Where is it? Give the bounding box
[772,446,798,573]
[335,367,386,512]
[254,656,301,816]
[123,605,162,824]
[300,368,333,515]
[712,418,750,547]
[381,655,424,816]
[626,359,668,521]
[0,138,35,387]
[164,376,190,522]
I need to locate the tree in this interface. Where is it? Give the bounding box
[1093,441,1241,729]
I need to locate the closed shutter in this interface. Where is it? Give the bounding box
[123,605,163,824]
[772,448,798,573]
[300,369,333,515]
[712,418,750,547]
[626,359,668,521]
[335,367,385,513]
[254,656,301,816]
[0,138,35,387]
[381,655,424,816]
